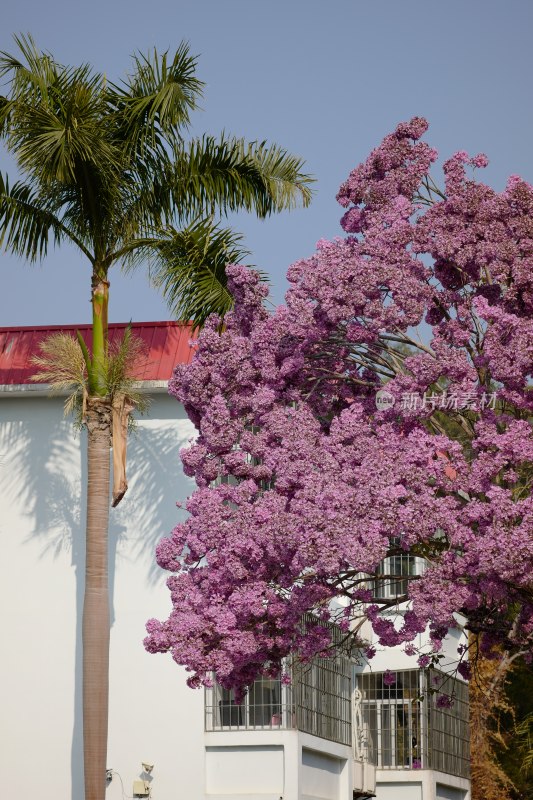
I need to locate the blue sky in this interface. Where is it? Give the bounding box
[1,0,532,326]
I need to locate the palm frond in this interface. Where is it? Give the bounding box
[516,712,533,774]
[242,140,314,210]
[108,43,203,158]
[22,74,116,186]
[105,327,150,415]
[30,329,151,420]
[0,33,57,94]
[171,135,265,218]
[1,36,119,192]
[0,172,90,260]
[171,135,314,220]
[30,332,88,418]
[110,154,176,242]
[147,218,261,327]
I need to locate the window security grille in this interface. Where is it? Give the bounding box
[205,652,352,746]
[293,653,352,746]
[206,675,287,729]
[373,553,426,601]
[356,669,469,779]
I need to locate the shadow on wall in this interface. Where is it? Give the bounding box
[0,397,86,797]
[0,392,195,797]
[110,396,196,585]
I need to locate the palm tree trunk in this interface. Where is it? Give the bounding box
[90,275,109,395]
[83,396,112,800]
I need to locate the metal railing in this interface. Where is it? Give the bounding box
[356,668,469,778]
[205,648,352,746]
[293,653,352,746]
[428,671,470,778]
[205,675,292,732]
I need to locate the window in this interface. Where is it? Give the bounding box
[205,642,353,747]
[428,672,470,778]
[293,654,352,746]
[358,669,425,769]
[373,551,426,601]
[206,676,285,730]
[356,669,469,778]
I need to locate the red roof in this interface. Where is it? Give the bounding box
[0,322,196,386]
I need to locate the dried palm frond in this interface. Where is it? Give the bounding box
[105,326,151,420]
[516,712,533,775]
[30,328,151,425]
[31,332,88,420]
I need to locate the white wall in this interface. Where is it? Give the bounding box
[205,744,284,796]
[376,784,423,800]
[0,391,470,800]
[373,774,470,800]
[301,748,342,800]
[436,783,468,800]
[0,392,205,800]
[359,616,467,676]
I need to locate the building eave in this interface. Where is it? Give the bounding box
[0,380,170,398]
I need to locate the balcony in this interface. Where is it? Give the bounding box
[205,650,353,747]
[355,668,470,779]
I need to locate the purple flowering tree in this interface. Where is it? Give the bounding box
[145,118,533,691]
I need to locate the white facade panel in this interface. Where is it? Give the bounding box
[377,781,422,800]
[301,748,342,800]
[205,744,284,795]
[436,783,467,800]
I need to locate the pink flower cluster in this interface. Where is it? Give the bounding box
[145,118,533,691]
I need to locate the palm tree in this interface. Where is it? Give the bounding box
[0,35,312,800]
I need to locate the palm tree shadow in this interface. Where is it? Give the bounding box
[0,397,86,796]
[0,393,195,796]
[110,396,196,586]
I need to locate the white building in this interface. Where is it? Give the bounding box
[0,322,470,800]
